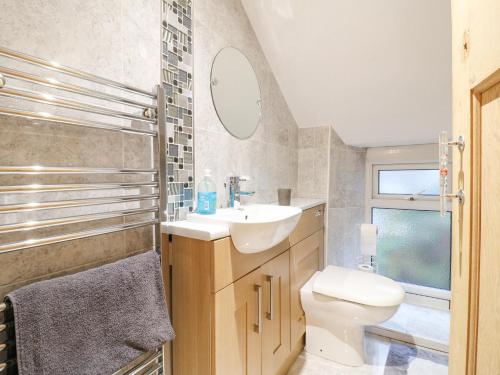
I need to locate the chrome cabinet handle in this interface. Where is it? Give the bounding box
[254,285,263,334]
[266,275,275,321]
[315,209,322,217]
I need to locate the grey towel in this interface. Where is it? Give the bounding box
[6,250,174,375]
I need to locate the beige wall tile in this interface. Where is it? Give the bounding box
[326,128,367,267]
[297,127,330,199]
[297,126,367,267]
[314,127,330,148]
[327,207,365,268]
[298,128,315,149]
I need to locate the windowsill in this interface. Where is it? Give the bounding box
[367,302,450,353]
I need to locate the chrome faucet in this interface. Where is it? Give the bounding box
[227,176,255,208]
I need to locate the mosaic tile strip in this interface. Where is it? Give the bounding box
[162,0,194,221]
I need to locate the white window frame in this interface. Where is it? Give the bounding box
[365,145,452,310]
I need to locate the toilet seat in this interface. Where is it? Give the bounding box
[312,265,405,307]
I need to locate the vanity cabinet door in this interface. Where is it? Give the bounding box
[261,251,291,375]
[290,230,321,348]
[214,267,262,375]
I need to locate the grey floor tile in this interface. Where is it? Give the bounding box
[287,334,448,375]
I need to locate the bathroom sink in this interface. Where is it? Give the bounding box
[187,204,302,253]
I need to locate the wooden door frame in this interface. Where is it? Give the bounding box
[465,68,500,375]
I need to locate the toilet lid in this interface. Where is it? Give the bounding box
[312,265,405,307]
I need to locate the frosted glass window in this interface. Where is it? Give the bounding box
[372,208,451,290]
[378,169,440,196]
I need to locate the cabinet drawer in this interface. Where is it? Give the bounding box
[289,205,324,246]
[289,230,321,347]
[212,237,289,293]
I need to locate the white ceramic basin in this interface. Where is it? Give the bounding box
[187,204,302,253]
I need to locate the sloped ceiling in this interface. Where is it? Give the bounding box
[241,0,451,147]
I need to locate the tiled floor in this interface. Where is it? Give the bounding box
[367,303,450,352]
[287,334,448,375]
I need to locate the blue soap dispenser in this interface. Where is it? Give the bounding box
[197,169,217,215]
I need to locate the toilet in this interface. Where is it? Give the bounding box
[300,265,405,366]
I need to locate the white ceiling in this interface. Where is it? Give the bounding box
[241,0,452,147]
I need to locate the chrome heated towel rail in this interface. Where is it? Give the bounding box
[0,46,167,375]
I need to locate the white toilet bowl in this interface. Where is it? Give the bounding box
[300,266,405,367]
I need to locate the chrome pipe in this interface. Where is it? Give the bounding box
[0,194,159,214]
[0,85,155,123]
[143,363,163,375]
[0,66,155,110]
[0,207,159,234]
[0,166,157,175]
[0,182,158,194]
[0,106,157,136]
[155,86,167,221]
[0,219,159,254]
[153,85,168,251]
[0,46,155,98]
[127,352,163,375]
[111,350,162,375]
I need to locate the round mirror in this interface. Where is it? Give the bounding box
[210,47,262,139]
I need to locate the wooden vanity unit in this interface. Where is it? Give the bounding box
[168,204,325,375]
